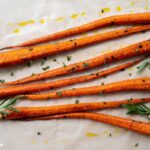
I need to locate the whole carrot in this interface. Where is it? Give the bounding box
[5,40,150,85]
[4,98,150,120]
[0,25,150,68]
[0,58,142,97]
[28,112,150,135]
[2,12,150,49]
[24,78,150,100]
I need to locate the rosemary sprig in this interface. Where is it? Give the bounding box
[0,96,21,117]
[137,58,150,74]
[123,103,150,119]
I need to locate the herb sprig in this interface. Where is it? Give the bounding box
[123,103,150,119]
[0,96,21,117]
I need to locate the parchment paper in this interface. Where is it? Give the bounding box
[0,0,150,149]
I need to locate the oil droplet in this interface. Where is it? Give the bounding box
[114,127,121,134]
[8,22,13,25]
[116,6,122,11]
[80,11,86,16]
[130,10,134,13]
[71,13,79,19]
[86,132,99,137]
[43,140,48,144]
[101,130,109,135]
[130,1,136,6]
[13,28,20,33]
[17,20,35,27]
[40,19,45,24]
[145,5,149,10]
[145,0,149,11]
[101,49,111,55]
[55,17,65,22]
[31,140,36,144]
[102,7,110,13]
[127,67,134,71]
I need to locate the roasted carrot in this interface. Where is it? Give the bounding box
[2,12,150,49]
[0,25,150,68]
[0,58,142,97]
[5,98,150,120]
[24,78,150,100]
[27,112,150,135]
[5,40,150,85]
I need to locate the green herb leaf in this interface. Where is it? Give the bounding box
[123,103,150,119]
[0,96,21,117]
[42,66,50,71]
[0,79,5,83]
[137,58,150,74]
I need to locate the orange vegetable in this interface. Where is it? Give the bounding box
[5,40,150,85]
[2,12,150,49]
[5,98,150,120]
[0,25,150,68]
[27,112,150,135]
[24,78,150,100]
[0,58,142,97]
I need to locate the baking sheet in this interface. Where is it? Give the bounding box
[0,0,150,149]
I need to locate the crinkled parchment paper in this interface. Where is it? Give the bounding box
[0,0,150,149]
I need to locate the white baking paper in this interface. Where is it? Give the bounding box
[0,0,150,149]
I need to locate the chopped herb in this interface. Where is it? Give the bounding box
[137,59,150,74]
[57,91,62,96]
[99,90,104,96]
[127,98,133,102]
[83,63,89,68]
[41,60,45,65]
[0,79,5,83]
[63,63,67,67]
[101,9,104,13]
[42,66,50,71]
[41,57,47,65]
[27,60,33,67]
[10,72,14,76]
[128,73,132,76]
[134,143,139,147]
[67,56,71,61]
[53,58,57,62]
[109,133,112,137]
[37,132,41,135]
[75,100,79,104]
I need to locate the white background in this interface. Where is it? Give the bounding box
[0,0,150,149]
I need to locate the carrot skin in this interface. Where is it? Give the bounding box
[5,98,150,120]
[5,40,150,85]
[4,12,150,48]
[0,58,142,97]
[24,78,150,100]
[29,112,150,135]
[0,25,150,68]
